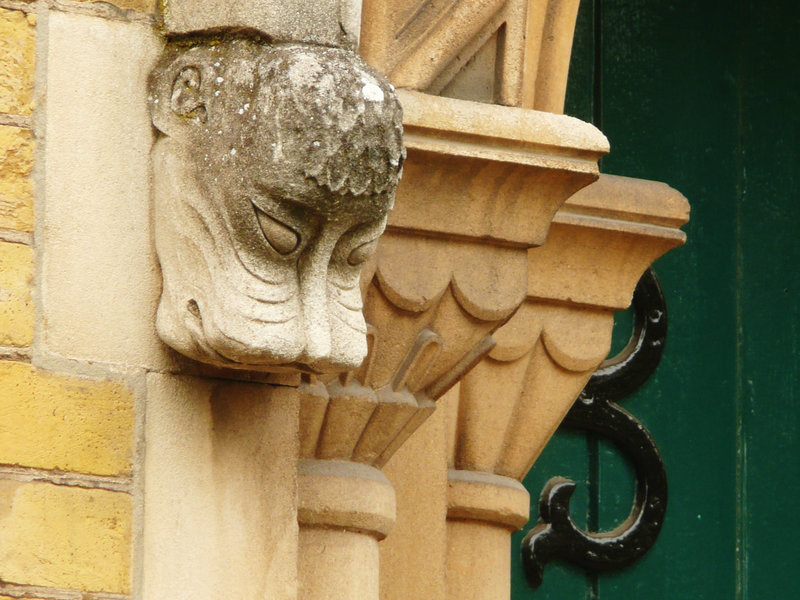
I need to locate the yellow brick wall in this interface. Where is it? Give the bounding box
[0,125,34,233]
[0,8,35,118]
[0,3,151,598]
[0,482,132,594]
[0,361,135,476]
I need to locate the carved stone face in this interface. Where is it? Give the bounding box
[149,40,404,373]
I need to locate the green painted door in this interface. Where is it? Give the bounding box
[511,0,800,597]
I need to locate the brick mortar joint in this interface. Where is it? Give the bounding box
[0,345,33,361]
[0,582,129,600]
[0,229,34,245]
[0,114,33,129]
[0,0,35,14]
[47,0,155,24]
[0,465,133,494]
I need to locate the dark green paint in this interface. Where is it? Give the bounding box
[512,0,800,597]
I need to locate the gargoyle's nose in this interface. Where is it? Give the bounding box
[298,249,332,364]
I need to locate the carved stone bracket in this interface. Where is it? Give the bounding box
[147,15,607,598]
[141,3,687,600]
[294,89,606,600]
[522,268,669,588]
[438,174,688,600]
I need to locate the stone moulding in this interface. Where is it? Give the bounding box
[360,0,582,111]
[391,89,609,246]
[159,0,364,50]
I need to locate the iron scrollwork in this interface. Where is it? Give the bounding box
[522,268,669,588]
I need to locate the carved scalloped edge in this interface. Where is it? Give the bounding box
[374,265,525,322]
[488,304,612,373]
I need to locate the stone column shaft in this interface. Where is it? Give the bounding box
[445,470,529,600]
[297,460,395,600]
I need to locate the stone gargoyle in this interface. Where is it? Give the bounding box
[148,38,405,374]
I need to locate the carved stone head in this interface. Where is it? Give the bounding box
[148,39,404,373]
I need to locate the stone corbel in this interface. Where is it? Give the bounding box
[295,90,608,600]
[441,174,689,600]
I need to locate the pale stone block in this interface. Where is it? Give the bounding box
[0,125,34,232]
[142,374,299,600]
[0,481,131,594]
[161,0,361,50]
[0,8,35,117]
[0,361,134,476]
[0,240,33,347]
[380,397,449,600]
[38,12,172,370]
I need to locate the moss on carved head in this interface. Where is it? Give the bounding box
[148,38,405,202]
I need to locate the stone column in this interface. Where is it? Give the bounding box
[445,470,530,600]
[296,460,394,600]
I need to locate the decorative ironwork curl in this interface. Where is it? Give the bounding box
[522,268,668,588]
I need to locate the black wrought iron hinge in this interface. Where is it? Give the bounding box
[522,268,669,588]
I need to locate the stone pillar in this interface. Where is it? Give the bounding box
[445,471,530,600]
[296,460,394,600]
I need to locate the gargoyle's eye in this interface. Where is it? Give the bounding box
[254,206,300,255]
[348,239,379,266]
